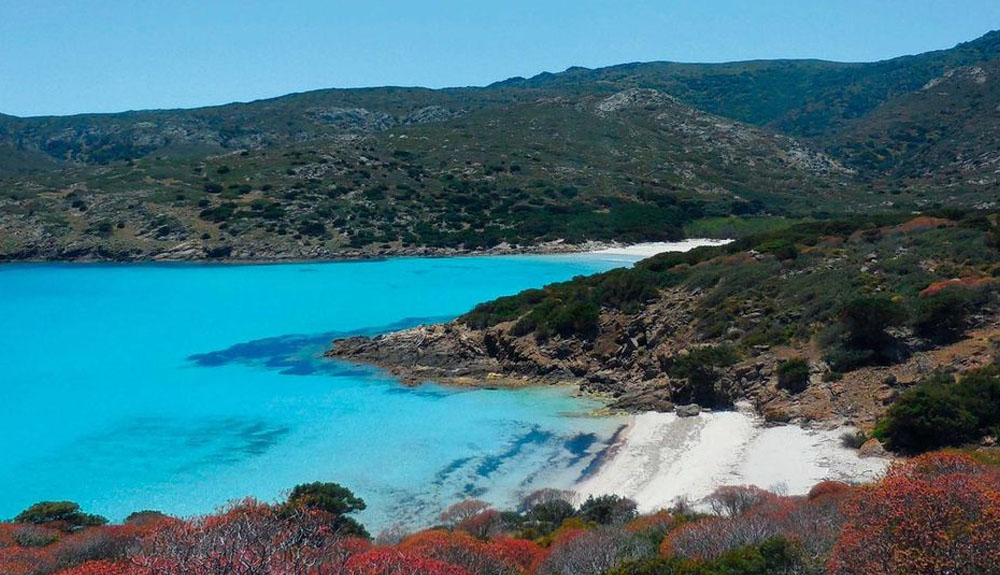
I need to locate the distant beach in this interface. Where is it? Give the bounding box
[587,238,732,258]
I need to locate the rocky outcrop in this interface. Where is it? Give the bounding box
[329,284,1000,427]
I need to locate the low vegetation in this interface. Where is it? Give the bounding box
[1,452,996,574]
[875,361,1000,453]
[463,211,999,367]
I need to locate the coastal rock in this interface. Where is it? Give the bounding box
[675,404,701,417]
[859,438,887,458]
[762,404,792,423]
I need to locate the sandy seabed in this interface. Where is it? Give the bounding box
[573,404,890,512]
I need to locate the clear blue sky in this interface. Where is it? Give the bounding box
[2,1,998,117]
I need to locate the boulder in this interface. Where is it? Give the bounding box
[675,404,701,417]
[859,438,887,458]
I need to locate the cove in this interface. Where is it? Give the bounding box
[0,254,639,530]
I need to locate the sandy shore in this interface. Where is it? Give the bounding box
[574,404,890,512]
[586,238,732,258]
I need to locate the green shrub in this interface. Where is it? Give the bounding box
[668,346,738,407]
[285,482,369,538]
[776,358,810,393]
[841,295,905,351]
[608,537,803,575]
[912,288,981,343]
[755,238,798,260]
[578,494,637,525]
[14,501,107,530]
[876,364,1000,453]
[823,345,875,373]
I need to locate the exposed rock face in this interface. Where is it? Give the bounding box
[595,88,678,114]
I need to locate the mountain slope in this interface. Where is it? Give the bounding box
[830,60,1000,202]
[0,90,851,261]
[3,31,1000,260]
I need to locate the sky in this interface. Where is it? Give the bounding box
[1,1,999,117]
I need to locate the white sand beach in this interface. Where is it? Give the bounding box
[574,405,889,512]
[589,238,732,258]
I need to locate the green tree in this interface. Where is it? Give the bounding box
[578,494,637,525]
[14,501,107,530]
[285,482,369,538]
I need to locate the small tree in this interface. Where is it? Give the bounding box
[913,288,977,343]
[14,502,107,531]
[439,500,491,528]
[286,482,369,538]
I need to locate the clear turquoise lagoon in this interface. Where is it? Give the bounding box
[0,254,636,529]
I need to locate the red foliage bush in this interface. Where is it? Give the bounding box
[54,559,133,575]
[663,487,853,562]
[829,452,1000,575]
[345,547,471,575]
[706,485,771,517]
[806,481,851,501]
[623,511,675,534]
[456,509,505,539]
[399,529,539,575]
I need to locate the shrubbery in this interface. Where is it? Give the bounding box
[775,358,809,393]
[912,286,983,343]
[14,502,107,531]
[3,454,999,575]
[666,346,738,407]
[876,362,1000,453]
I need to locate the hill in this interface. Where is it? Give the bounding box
[2,31,1000,261]
[330,212,1000,432]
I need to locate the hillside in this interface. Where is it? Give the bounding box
[831,60,1000,193]
[331,212,1000,432]
[0,90,852,261]
[2,31,1000,261]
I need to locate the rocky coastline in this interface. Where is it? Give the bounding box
[328,285,1000,431]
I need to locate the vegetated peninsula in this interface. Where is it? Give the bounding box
[2,31,1000,261]
[331,212,1000,438]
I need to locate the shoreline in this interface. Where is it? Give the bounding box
[0,238,732,266]
[572,404,892,512]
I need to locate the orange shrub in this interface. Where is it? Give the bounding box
[829,453,1000,575]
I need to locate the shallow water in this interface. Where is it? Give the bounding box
[0,254,635,529]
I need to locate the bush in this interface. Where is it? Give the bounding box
[823,345,875,373]
[775,358,809,393]
[913,287,980,343]
[667,346,738,407]
[13,502,107,530]
[876,364,1000,453]
[829,453,1000,574]
[578,495,638,526]
[285,482,368,538]
[840,295,905,351]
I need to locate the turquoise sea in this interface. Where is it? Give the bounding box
[0,254,636,530]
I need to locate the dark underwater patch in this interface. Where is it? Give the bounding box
[187,316,452,375]
[475,426,553,478]
[51,416,292,478]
